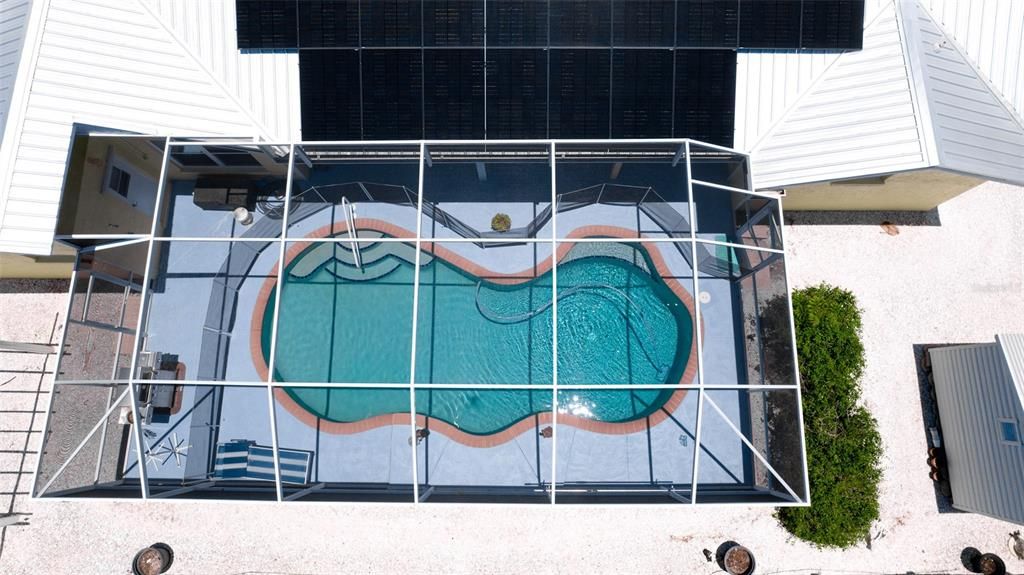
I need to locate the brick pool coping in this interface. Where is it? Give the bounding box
[251,218,700,448]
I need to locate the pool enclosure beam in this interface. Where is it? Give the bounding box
[36,136,809,505]
[549,142,559,504]
[262,143,297,502]
[685,141,708,504]
[407,142,428,503]
[122,136,174,499]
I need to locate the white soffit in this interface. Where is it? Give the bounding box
[0,0,296,256]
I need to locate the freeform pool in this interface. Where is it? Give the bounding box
[260,235,693,436]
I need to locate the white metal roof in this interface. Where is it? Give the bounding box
[0,1,31,145]
[0,0,298,255]
[742,0,1024,190]
[0,0,1021,256]
[929,337,1024,524]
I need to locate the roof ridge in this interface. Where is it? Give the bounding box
[132,0,274,141]
[915,1,1024,136]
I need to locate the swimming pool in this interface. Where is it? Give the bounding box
[260,236,693,436]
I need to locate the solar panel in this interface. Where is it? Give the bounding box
[613,0,676,47]
[677,0,739,47]
[549,49,611,139]
[360,0,422,47]
[674,50,737,145]
[612,49,674,138]
[739,0,802,49]
[239,1,864,51]
[299,50,361,140]
[235,0,297,50]
[801,0,865,49]
[297,0,359,48]
[486,50,548,139]
[550,0,612,47]
[252,1,863,144]
[423,49,486,139]
[424,0,485,47]
[362,50,424,140]
[487,0,549,46]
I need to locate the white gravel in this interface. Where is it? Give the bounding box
[1,181,1022,575]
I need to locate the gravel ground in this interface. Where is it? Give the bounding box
[1,181,1022,574]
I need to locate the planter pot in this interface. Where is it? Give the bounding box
[723,544,756,575]
[133,543,174,575]
[977,553,1006,575]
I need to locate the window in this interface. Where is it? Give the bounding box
[107,165,131,198]
[998,418,1020,445]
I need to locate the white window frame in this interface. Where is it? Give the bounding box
[105,164,131,199]
[997,417,1021,446]
[102,146,158,214]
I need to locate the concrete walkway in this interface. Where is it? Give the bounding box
[0,182,1022,574]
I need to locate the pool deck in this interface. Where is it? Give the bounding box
[126,207,750,487]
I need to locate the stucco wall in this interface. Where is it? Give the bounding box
[781,169,984,211]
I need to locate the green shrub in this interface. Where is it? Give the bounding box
[776,284,882,548]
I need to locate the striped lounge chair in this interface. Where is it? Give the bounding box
[213,440,312,484]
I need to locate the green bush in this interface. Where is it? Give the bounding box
[776,284,882,548]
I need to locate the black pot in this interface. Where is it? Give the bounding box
[132,543,174,575]
[976,553,1006,575]
[723,544,756,575]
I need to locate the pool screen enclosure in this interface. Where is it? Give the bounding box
[36,136,809,505]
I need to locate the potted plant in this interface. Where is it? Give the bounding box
[977,553,1006,575]
[723,543,756,575]
[491,213,511,232]
[132,543,174,575]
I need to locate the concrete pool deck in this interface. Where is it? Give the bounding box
[1,181,1022,573]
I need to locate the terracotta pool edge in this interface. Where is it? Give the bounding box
[252,219,700,448]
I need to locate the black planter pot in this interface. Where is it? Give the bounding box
[716,541,756,575]
[132,542,174,575]
[976,553,1006,575]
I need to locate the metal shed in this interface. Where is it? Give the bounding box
[929,334,1024,525]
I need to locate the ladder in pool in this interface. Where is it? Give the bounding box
[341,196,362,269]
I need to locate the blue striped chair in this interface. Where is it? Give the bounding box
[213,440,312,484]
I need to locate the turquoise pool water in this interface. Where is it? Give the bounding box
[264,241,692,435]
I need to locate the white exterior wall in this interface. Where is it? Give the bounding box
[930,341,1024,525]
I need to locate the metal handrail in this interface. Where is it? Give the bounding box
[340,196,362,269]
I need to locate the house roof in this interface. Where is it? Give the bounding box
[740,0,1024,190]
[0,1,31,144]
[0,0,298,255]
[0,0,1021,257]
